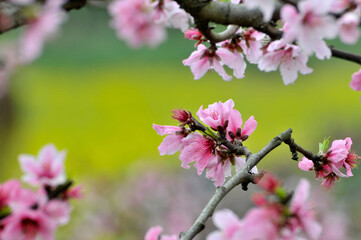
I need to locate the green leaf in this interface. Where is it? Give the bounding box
[275,187,287,201]
[319,137,331,153]
[205,127,218,139]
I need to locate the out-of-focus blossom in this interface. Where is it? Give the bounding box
[109,0,166,48]
[183,44,236,81]
[19,0,67,63]
[289,179,322,240]
[208,178,321,240]
[258,39,313,85]
[281,0,337,59]
[1,208,55,240]
[351,68,361,91]
[207,209,243,240]
[145,226,178,240]
[19,144,66,187]
[338,12,360,44]
[243,0,277,21]
[256,172,280,194]
[0,180,22,209]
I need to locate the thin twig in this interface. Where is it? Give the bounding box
[179,128,293,240]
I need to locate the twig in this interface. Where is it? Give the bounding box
[179,128,293,240]
[330,47,361,65]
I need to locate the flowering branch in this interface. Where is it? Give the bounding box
[179,127,322,240]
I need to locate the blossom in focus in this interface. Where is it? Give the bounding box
[281,0,337,59]
[299,137,359,190]
[179,132,217,175]
[240,28,267,64]
[243,0,277,21]
[18,144,67,187]
[109,0,166,48]
[153,124,187,156]
[196,99,235,130]
[152,0,191,32]
[258,39,313,85]
[145,226,178,240]
[226,108,257,141]
[184,28,204,46]
[183,44,236,81]
[19,0,67,63]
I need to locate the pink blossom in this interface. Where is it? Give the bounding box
[1,208,55,240]
[338,12,360,44]
[152,0,190,32]
[196,99,234,130]
[205,157,232,187]
[183,44,236,81]
[109,0,166,48]
[218,40,247,79]
[18,144,66,187]
[240,28,267,64]
[258,39,313,85]
[226,109,257,141]
[153,124,185,156]
[19,0,67,63]
[242,207,281,240]
[0,180,22,209]
[298,157,314,171]
[145,226,178,240]
[301,137,359,189]
[256,172,281,194]
[63,185,83,200]
[351,68,361,91]
[184,28,204,46]
[179,132,217,175]
[243,0,277,21]
[207,209,243,240]
[281,0,337,59]
[289,179,322,240]
[43,200,71,226]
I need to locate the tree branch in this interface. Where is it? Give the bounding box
[0,0,87,35]
[179,128,293,240]
[330,47,361,65]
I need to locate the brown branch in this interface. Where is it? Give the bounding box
[180,128,293,240]
[330,47,361,65]
[0,0,87,35]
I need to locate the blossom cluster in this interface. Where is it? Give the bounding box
[298,137,359,190]
[0,0,66,98]
[0,144,81,240]
[108,0,192,48]
[145,175,323,240]
[182,0,361,96]
[153,99,257,187]
[208,175,321,240]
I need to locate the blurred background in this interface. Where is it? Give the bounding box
[0,7,361,240]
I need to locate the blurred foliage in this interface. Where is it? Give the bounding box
[0,6,361,239]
